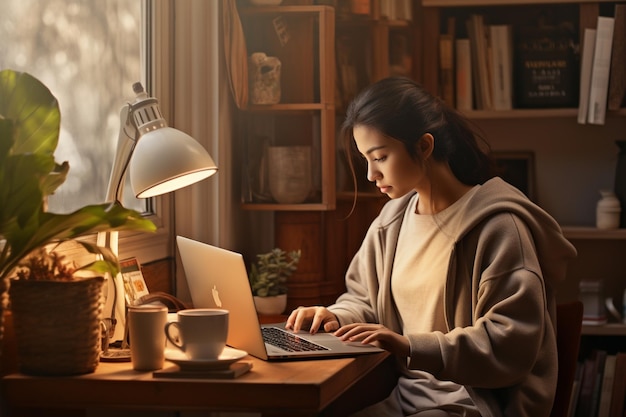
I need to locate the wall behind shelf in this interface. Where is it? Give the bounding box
[474,116,625,226]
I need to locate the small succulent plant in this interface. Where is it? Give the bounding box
[248,248,301,297]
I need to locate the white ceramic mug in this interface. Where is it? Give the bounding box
[128,304,168,371]
[165,308,229,360]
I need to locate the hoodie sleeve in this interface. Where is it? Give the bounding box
[327,223,382,325]
[407,212,556,389]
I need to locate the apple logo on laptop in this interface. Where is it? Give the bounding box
[212,284,223,308]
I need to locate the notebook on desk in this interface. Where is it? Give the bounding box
[176,236,384,361]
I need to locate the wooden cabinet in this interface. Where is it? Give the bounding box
[238,5,336,211]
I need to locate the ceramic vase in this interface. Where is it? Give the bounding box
[248,52,281,105]
[267,146,312,204]
[596,190,621,229]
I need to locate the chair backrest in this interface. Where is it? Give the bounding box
[551,301,584,417]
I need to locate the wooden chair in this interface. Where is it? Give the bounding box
[551,301,584,417]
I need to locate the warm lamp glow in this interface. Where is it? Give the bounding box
[131,126,218,198]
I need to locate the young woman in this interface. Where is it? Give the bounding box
[285,77,577,417]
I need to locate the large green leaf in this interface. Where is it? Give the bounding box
[0,69,60,156]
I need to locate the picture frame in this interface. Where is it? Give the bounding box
[492,151,536,201]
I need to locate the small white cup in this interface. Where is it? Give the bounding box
[165,308,229,360]
[128,304,168,371]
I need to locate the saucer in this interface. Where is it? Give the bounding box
[164,346,247,371]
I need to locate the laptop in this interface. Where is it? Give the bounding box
[176,236,384,360]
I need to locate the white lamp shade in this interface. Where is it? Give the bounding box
[129,126,218,198]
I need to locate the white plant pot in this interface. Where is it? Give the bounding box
[253,294,287,316]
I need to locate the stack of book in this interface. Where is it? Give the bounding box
[569,350,626,417]
[578,4,626,125]
[441,15,516,111]
[443,14,578,111]
[439,8,626,115]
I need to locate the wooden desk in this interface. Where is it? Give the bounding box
[1,352,397,417]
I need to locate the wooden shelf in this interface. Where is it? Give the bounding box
[246,104,330,112]
[582,323,626,336]
[459,108,626,119]
[562,227,626,240]
[241,203,334,211]
[422,0,617,6]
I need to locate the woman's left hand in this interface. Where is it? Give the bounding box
[334,323,410,357]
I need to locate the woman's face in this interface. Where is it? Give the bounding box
[353,125,425,199]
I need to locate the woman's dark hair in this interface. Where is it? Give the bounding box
[341,76,495,187]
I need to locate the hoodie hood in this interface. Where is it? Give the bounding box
[460,177,577,286]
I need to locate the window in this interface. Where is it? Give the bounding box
[0,0,146,214]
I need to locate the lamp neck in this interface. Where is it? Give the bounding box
[130,97,167,136]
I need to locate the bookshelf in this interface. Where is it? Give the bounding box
[237,5,336,211]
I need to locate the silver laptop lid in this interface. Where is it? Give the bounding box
[176,236,269,360]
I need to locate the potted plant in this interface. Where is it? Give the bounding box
[248,248,301,315]
[0,69,156,375]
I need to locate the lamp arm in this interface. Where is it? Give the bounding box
[98,103,138,345]
[106,103,137,204]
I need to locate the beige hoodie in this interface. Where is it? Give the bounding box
[328,177,577,417]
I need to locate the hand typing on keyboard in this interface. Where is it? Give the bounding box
[285,306,340,334]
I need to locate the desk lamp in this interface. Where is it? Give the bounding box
[98,82,217,358]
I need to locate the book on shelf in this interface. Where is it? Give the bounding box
[455,38,473,111]
[568,363,584,417]
[379,0,412,21]
[608,4,626,111]
[439,33,455,107]
[578,28,597,124]
[466,14,492,110]
[488,24,513,110]
[514,26,578,109]
[587,16,615,125]
[590,350,608,417]
[597,354,617,417]
[609,352,626,417]
[575,350,607,417]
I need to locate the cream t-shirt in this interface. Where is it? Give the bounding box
[392,187,478,334]
[390,187,480,414]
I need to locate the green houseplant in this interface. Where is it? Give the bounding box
[248,248,301,315]
[0,69,156,375]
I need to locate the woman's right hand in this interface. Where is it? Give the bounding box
[285,306,340,334]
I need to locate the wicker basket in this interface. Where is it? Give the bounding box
[9,276,104,375]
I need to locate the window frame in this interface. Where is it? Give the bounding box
[117,0,173,265]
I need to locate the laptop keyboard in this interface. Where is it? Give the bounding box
[262,327,330,352]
